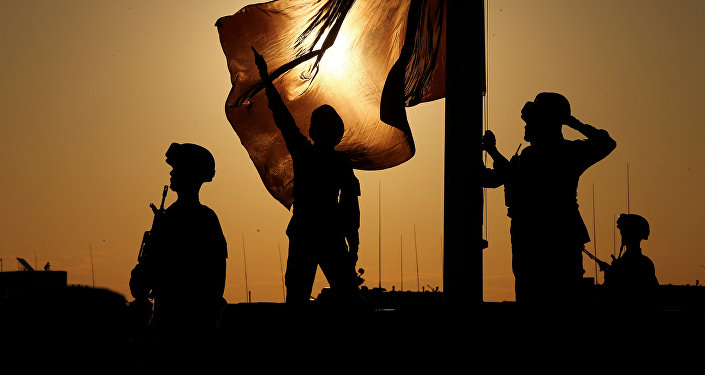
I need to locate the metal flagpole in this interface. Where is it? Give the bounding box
[444,0,485,306]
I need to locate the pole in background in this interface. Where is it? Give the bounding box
[400,234,404,291]
[378,180,382,289]
[89,244,96,288]
[278,242,286,302]
[242,235,250,303]
[627,162,631,214]
[414,224,420,292]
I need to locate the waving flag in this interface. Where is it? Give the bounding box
[216,0,446,207]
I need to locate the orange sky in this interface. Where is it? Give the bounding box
[2,0,705,304]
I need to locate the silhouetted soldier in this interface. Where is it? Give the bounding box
[599,214,658,308]
[488,92,616,305]
[130,143,228,351]
[252,47,361,305]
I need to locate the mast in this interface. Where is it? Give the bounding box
[378,180,382,289]
[627,162,631,214]
[613,213,617,258]
[444,0,485,305]
[414,224,420,292]
[242,234,250,303]
[277,242,285,302]
[400,234,404,291]
[592,184,598,284]
[89,245,95,288]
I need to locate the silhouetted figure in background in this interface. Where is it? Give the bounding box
[129,143,227,358]
[253,47,361,305]
[489,92,616,306]
[599,214,658,308]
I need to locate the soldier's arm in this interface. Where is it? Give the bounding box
[481,165,503,189]
[252,47,310,154]
[565,116,617,165]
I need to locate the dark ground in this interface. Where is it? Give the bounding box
[1,285,703,372]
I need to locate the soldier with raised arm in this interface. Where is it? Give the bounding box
[486,92,617,305]
[252,48,361,305]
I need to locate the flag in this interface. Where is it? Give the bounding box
[216,0,446,207]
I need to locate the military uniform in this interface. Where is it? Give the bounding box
[500,95,616,304]
[258,53,361,304]
[130,143,228,342]
[149,201,227,332]
[603,214,658,308]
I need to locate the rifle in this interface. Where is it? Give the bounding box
[138,185,169,261]
[130,185,168,301]
[582,246,619,272]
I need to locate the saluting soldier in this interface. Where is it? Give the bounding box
[487,92,617,305]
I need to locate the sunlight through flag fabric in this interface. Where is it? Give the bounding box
[216,0,445,207]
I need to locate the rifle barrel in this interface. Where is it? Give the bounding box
[159,185,168,211]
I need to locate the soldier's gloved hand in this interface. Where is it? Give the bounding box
[482,130,496,151]
[251,47,269,80]
[564,115,582,129]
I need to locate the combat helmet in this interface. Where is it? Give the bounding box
[165,142,216,183]
[617,213,650,240]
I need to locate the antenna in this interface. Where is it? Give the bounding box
[277,242,285,302]
[613,212,617,258]
[242,235,250,303]
[414,224,420,292]
[89,244,95,288]
[440,235,444,292]
[378,180,382,289]
[592,184,598,284]
[626,162,631,214]
[400,234,404,292]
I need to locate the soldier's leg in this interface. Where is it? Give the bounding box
[285,235,318,304]
[318,238,359,303]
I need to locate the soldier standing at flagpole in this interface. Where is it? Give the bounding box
[486,92,616,306]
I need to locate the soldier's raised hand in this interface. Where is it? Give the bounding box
[251,46,269,80]
[482,130,496,151]
[564,115,583,129]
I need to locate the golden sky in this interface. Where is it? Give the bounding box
[2,0,705,304]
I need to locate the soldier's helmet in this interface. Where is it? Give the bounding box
[165,143,216,183]
[309,104,345,147]
[617,214,650,240]
[521,92,571,125]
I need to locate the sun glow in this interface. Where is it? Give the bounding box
[319,31,352,77]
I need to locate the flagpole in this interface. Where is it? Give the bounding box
[444,0,485,306]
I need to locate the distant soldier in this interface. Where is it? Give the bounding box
[252,48,362,305]
[130,143,228,345]
[488,92,617,305]
[600,214,658,307]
